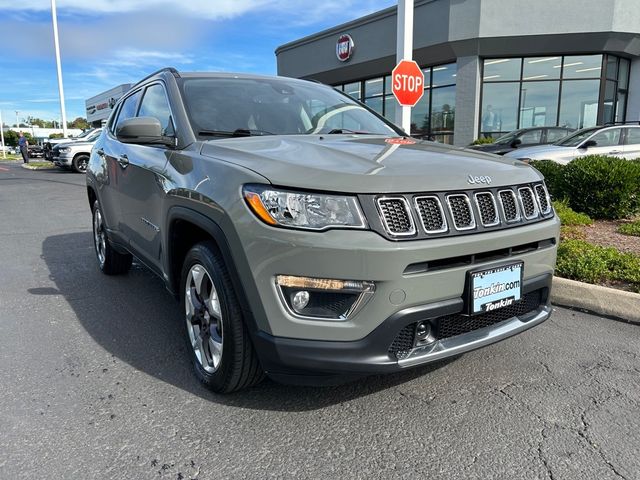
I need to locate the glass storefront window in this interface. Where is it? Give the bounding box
[522,57,561,81]
[422,68,431,88]
[603,80,617,124]
[562,55,602,79]
[431,86,455,144]
[364,77,383,98]
[619,58,630,90]
[481,82,519,137]
[519,81,560,127]
[410,91,430,137]
[558,79,600,129]
[605,55,618,80]
[432,63,457,87]
[343,82,361,100]
[364,96,383,115]
[384,95,397,123]
[483,58,521,81]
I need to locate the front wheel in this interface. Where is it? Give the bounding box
[181,241,264,393]
[73,154,89,173]
[92,200,132,275]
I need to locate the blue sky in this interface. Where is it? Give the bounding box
[0,0,395,125]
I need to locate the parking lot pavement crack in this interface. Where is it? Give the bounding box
[577,399,629,480]
[536,428,556,480]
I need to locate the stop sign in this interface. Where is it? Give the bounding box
[392,60,424,107]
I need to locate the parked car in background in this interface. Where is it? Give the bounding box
[44,128,100,160]
[51,128,102,173]
[469,127,574,155]
[27,144,45,159]
[505,124,640,164]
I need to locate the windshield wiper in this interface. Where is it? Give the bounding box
[325,128,373,134]
[199,128,274,138]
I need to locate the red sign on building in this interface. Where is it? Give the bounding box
[391,60,425,107]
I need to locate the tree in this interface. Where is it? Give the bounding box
[68,117,89,130]
[49,133,64,139]
[2,130,33,146]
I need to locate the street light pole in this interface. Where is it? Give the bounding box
[15,111,19,129]
[395,0,414,133]
[51,0,68,138]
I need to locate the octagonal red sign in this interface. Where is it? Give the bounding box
[392,60,425,107]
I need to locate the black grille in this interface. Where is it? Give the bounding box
[437,291,541,340]
[499,190,519,221]
[447,195,474,230]
[388,324,416,359]
[378,198,414,235]
[519,188,538,219]
[475,192,498,226]
[535,184,550,214]
[415,196,447,233]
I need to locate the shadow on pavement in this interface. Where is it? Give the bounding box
[41,232,452,412]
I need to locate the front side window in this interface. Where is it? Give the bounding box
[546,129,571,143]
[181,77,400,137]
[519,129,542,144]
[589,128,621,148]
[115,91,141,131]
[556,127,601,147]
[138,84,174,136]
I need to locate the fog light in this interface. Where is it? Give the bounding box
[416,321,430,340]
[291,290,310,313]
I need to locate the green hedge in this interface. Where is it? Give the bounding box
[530,160,566,199]
[553,200,592,226]
[618,220,640,237]
[556,240,640,291]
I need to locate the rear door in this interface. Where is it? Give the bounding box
[545,128,571,144]
[116,82,175,274]
[622,127,640,159]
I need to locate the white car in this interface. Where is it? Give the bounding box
[505,125,640,164]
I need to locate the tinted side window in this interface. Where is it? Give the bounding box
[138,84,174,135]
[546,129,569,142]
[115,90,141,131]
[624,128,640,145]
[589,128,622,148]
[519,129,542,144]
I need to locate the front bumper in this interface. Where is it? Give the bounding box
[53,153,73,167]
[254,273,551,382]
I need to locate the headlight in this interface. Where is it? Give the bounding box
[243,185,366,230]
[59,147,71,153]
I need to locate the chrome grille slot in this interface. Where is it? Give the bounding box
[534,184,551,215]
[446,194,475,231]
[414,196,447,234]
[474,192,499,227]
[377,197,415,236]
[518,187,539,219]
[499,189,520,222]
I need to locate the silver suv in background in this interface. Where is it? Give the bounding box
[505,124,640,164]
[51,128,102,173]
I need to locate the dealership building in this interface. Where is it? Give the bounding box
[276,0,640,146]
[85,83,132,127]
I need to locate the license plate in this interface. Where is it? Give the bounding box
[469,262,523,314]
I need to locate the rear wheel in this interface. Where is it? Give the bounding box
[73,154,89,173]
[92,200,132,275]
[181,241,264,393]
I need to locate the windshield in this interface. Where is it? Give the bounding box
[85,130,101,142]
[76,128,95,139]
[555,127,600,147]
[180,77,401,138]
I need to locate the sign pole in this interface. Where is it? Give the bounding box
[395,0,414,134]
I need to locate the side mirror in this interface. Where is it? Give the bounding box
[116,117,174,147]
[580,139,597,149]
[510,139,522,148]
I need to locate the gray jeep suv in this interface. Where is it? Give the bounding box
[86,68,559,392]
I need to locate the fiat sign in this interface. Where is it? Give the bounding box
[392,60,425,107]
[336,34,354,62]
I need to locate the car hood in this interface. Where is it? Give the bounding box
[200,135,542,193]
[55,140,95,149]
[468,143,514,154]
[505,144,573,159]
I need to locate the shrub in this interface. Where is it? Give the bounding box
[562,155,640,219]
[552,200,592,226]
[530,160,566,199]
[471,137,495,145]
[618,220,640,237]
[556,239,640,291]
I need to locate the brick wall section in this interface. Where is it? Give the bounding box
[453,55,481,147]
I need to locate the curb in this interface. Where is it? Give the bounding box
[21,163,56,171]
[551,276,640,323]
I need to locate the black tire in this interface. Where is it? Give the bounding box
[92,200,132,275]
[181,241,264,393]
[73,154,89,173]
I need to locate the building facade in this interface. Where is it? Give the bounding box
[85,84,132,127]
[276,0,640,146]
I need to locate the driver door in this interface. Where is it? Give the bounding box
[578,128,623,158]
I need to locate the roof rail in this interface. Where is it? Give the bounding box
[132,67,180,88]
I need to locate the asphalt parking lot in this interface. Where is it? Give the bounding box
[1,161,639,479]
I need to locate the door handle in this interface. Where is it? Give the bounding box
[117,154,129,168]
[608,150,622,155]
